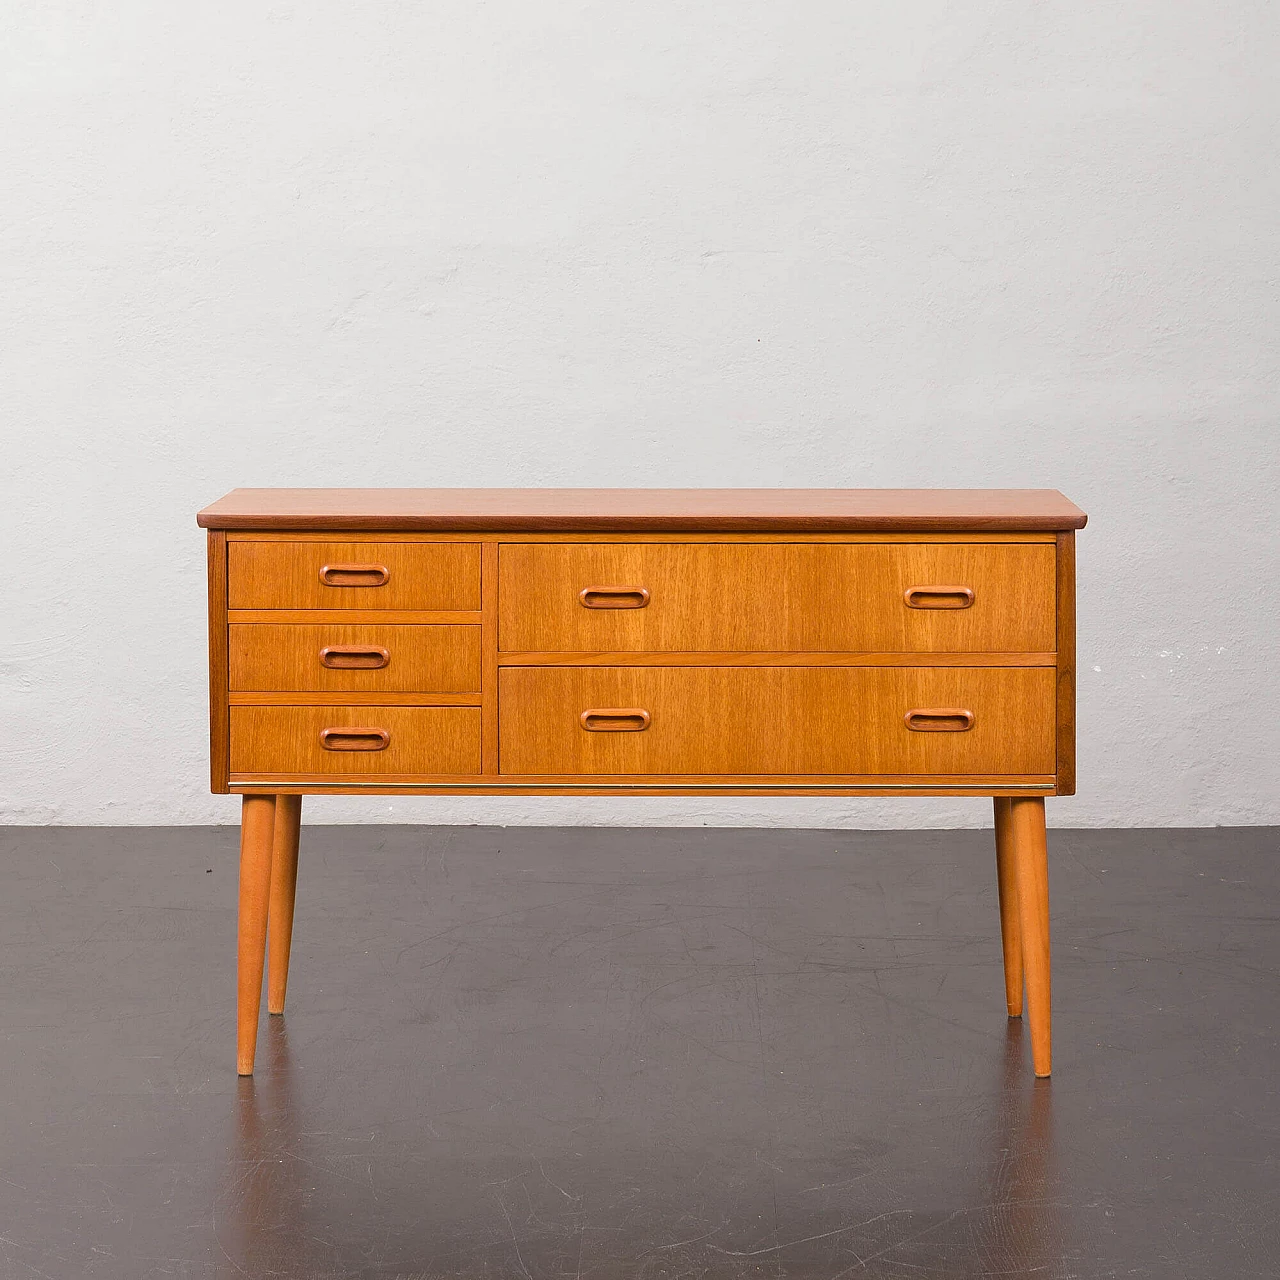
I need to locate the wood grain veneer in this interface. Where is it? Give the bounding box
[1055,531,1077,795]
[228,624,480,693]
[229,530,1057,544]
[227,691,479,706]
[228,610,481,625]
[207,531,230,793]
[229,705,481,776]
[498,666,1055,777]
[227,540,480,611]
[199,488,1088,532]
[229,775,1056,796]
[500,542,1055,653]
[495,651,1057,667]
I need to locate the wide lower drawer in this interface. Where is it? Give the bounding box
[499,667,1055,775]
[230,706,481,775]
[228,624,480,692]
[228,540,480,610]
[498,542,1056,653]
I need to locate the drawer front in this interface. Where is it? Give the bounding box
[228,541,480,611]
[228,624,480,693]
[499,667,1055,776]
[229,706,481,775]
[499,543,1055,653]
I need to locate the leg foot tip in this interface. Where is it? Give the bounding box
[268,1008,284,1016]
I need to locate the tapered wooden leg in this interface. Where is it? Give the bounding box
[1010,797,1052,1077]
[993,797,1024,1017]
[237,795,277,1075]
[267,795,302,1016]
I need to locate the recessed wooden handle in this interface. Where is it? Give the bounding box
[319,645,390,670]
[319,727,390,751]
[904,709,974,732]
[903,585,974,609]
[319,563,390,588]
[579,586,650,610]
[580,708,651,732]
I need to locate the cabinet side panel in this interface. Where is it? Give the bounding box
[208,530,230,792]
[1055,531,1076,795]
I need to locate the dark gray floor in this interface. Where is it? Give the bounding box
[1,823,1277,1279]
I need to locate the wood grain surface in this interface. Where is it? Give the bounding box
[229,705,481,776]
[495,650,1056,667]
[198,488,1088,532]
[228,775,1055,797]
[499,542,1056,653]
[498,666,1055,776]
[207,530,229,793]
[227,540,480,610]
[1055,531,1077,795]
[228,624,480,693]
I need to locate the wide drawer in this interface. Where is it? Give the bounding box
[229,706,481,775]
[499,667,1055,776]
[499,543,1055,653]
[228,541,480,611]
[228,624,480,693]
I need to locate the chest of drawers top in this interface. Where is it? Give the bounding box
[198,487,1087,532]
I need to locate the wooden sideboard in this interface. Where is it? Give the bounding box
[198,489,1086,1078]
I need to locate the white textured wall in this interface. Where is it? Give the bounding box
[3,2,1277,827]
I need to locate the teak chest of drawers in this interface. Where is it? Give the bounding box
[198,488,1087,1078]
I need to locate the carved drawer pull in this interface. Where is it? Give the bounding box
[319,727,390,751]
[319,645,390,670]
[903,585,974,609]
[579,586,650,609]
[580,708,651,732]
[904,709,975,733]
[319,563,390,588]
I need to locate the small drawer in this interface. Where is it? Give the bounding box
[228,541,480,611]
[228,624,480,693]
[498,542,1055,653]
[230,706,481,776]
[499,666,1055,776]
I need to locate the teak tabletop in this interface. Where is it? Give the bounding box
[197,487,1088,532]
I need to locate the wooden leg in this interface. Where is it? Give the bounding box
[267,795,302,1016]
[993,797,1024,1017]
[237,795,277,1075]
[1010,796,1052,1077]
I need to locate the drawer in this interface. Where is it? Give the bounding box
[499,543,1055,653]
[229,706,481,776]
[499,667,1055,776]
[227,541,480,611]
[228,624,480,693]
